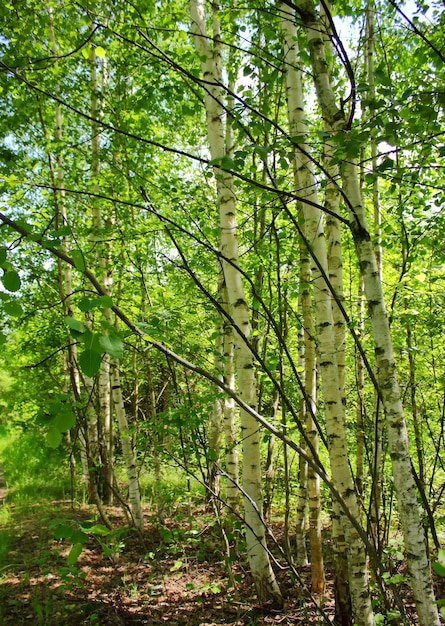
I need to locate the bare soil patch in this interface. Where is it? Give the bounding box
[1,500,444,625]
[0,501,336,625]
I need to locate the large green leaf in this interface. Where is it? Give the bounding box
[47,427,63,449]
[70,249,86,272]
[80,522,111,537]
[98,333,124,359]
[2,270,21,292]
[432,561,445,577]
[70,530,88,544]
[78,349,102,377]
[3,300,23,317]
[54,409,76,432]
[65,316,86,333]
[53,525,75,540]
[78,295,113,312]
[83,330,102,353]
[433,549,445,577]
[67,542,83,565]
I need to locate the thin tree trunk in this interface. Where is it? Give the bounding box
[365,0,384,550]
[294,293,308,564]
[190,0,282,607]
[355,275,365,495]
[279,2,327,600]
[110,359,144,531]
[208,290,223,503]
[295,1,440,623]
[89,45,113,502]
[221,282,239,512]
[280,4,372,620]
[46,5,89,494]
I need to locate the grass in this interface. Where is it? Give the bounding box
[0,427,72,506]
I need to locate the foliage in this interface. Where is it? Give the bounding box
[0,0,445,623]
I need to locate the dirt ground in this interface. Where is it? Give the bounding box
[0,500,443,625]
[0,499,336,625]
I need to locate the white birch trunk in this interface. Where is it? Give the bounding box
[364,0,384,543]
[279,4,372,620]
[208,300,223,502]
[110,360,144,531]
[295,1,440,623]
[190,0,282,607]
[355,275,365,495]
[89,46,111,501]
[220,282,239,511]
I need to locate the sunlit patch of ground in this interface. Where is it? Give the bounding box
[2,499,443,624]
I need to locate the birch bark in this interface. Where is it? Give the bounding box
[89,46,112,502]
[46,6,86,492]
[110,359,144,531]
[220,280,239,512]
[190,0,282,607]
[364,0,384,547]
[293,1,440,623]
[89,47,143,527]
[279,4,373,620]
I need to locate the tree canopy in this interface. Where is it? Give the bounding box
[1,1,445,624]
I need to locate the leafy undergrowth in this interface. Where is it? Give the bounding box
[0,498,338,626]
[1,497,444,625]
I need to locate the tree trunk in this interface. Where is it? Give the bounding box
[222,284,239,512]
[279,4,372,620]
[190,0,282,607]
[110,359,144,531]
[295,1,440,623]
[46,4,89,495]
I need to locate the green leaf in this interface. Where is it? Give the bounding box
[220,155,235,171]
[2,270,21,292]
[97,295,113,309]
[67,542,83,565]
[53,525,74,540]
[49,226,72,237]
[253,144,268,159]
[65,316,86,333]
[78,298,95,312]
[47,427,63,448]
[78,349,102,377]
[70,249,86,272]
[70,530,88,544]
[378,157,395,172]
[208,448,218,461]
[0,331,6,345]
[95,46,106,59]
[98,334,124,359]
[78,295,113,312]
[0,247,6,266]
[432,563,445,577]
[54,410,76,432]
[83,330,102,352]
[3,300,22,317]
[80,523,111,536]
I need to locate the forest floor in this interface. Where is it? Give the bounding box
[0,496,444,625]
[0,498,335,625]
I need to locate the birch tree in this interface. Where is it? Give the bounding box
[189,0,282,607]
[291,1,440,623]
[279,4,373,622]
